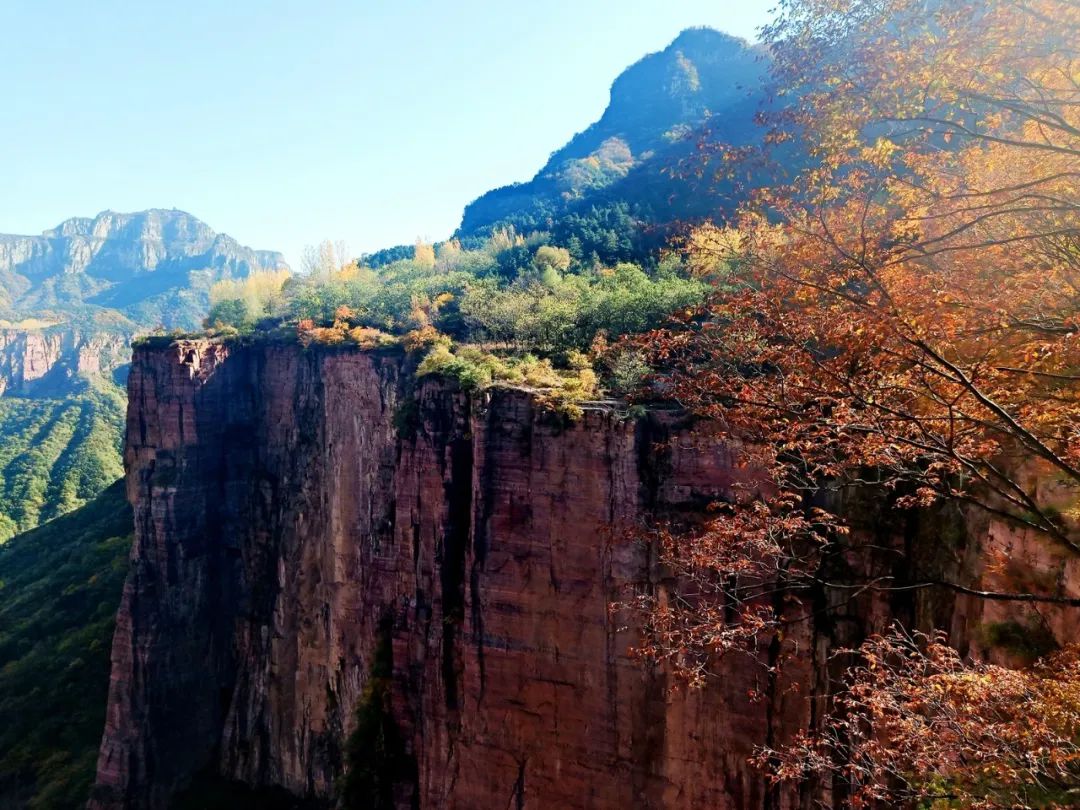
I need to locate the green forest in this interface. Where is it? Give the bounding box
[0,384,126,542]
[200,220,724,415]
[0,483,131,809]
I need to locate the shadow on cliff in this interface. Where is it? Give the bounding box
[171,773,324,810]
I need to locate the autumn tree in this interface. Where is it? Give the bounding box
[531,244,572,281]
[766,629,1080,808]
[413,238,436,269]
[301,239,352,280]
[631,1,1080,805]
[207,268,292,328]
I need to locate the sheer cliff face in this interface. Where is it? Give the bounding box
[90,340,803,810]
[91,341,1075,810]
[0,328,129,396]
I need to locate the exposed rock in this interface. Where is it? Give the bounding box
[0,327,129,396]
[0,209,288,329]
[90,340,1078,809]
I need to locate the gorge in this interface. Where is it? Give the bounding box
[2,6,1076,805]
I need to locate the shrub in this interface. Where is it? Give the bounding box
[416,344,492,390]
[606,349,650,396]
[348,327,397,350]
[978,619,1060,663]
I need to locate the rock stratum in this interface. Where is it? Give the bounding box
[90,340,1080,809]
[0,327,129,397]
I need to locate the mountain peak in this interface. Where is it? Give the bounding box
[0,209,288,328]
[458,26,767,236]
[668,25,753,51]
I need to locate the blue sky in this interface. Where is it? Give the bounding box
[1,1,775,266]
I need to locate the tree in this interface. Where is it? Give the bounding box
[209,269,291,325]
[631,1,1080,805]
[435,238,463,273]
[413,238,435,269]
[206,298,250,329]
[301,239,351,280]
[531,244,572,277]
[764,629,1080,808]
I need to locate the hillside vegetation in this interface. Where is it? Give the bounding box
[202,225,718,416]
[0,482,131,809]
[0,383,125,542]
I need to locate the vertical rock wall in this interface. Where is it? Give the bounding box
[90,339,1078,809]
[0,328,129,396]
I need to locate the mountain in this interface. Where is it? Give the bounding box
[0,209,288,330]
[0,327,130,398]
[0,385,125,541]
[0,210,287,542]
[457,28,768,239]
[87,339,1074,809]
[0,481,131,810]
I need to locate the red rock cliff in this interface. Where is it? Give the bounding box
[0,327,129,396]
[89,340,1078,809]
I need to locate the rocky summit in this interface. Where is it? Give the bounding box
[0,208,287,330]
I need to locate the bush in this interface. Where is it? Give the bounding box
[416,344,494,390]
[416,344,599,418]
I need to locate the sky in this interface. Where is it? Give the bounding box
[1,1,776,267]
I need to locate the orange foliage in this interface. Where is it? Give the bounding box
[297,309,396,350]
[631,1,1080,804]
[764,629,1080,808]
[402,325,444,353]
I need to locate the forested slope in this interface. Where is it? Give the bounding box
[0,483,132,809]
[0,384,125,541]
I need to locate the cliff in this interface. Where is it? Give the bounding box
[89,340,1080,809]
[0,327,129,396]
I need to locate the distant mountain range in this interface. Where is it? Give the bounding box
[0,208,288,330]
[0,210,289,543]
[457,27,768,238]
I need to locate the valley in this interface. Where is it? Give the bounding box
[2,5,1078,808]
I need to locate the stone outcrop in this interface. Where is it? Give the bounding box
[0,327,130,396]
[90,340,1079,809]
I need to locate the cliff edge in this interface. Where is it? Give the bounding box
[89,340,1079,809]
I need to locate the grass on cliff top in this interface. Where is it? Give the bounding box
[0,383,126,542]
[0,481,131,810]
